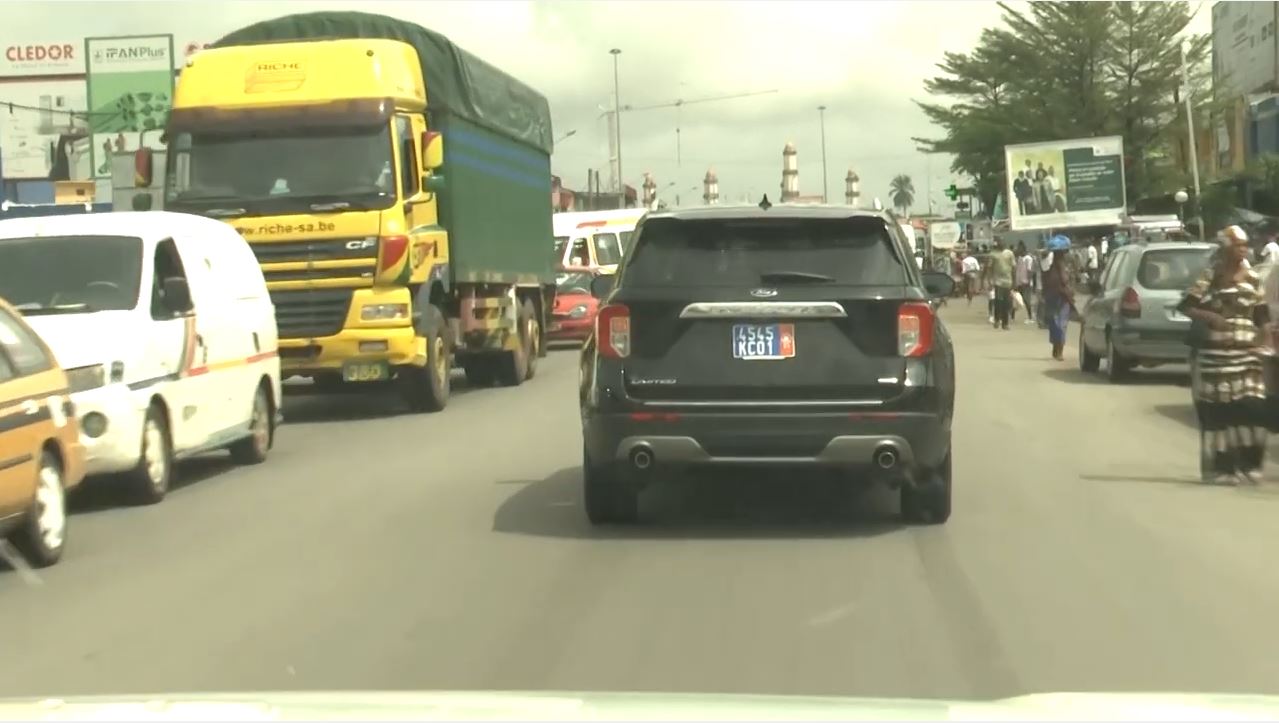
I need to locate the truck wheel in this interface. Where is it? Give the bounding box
[402,305,450,412]
[583,447,638,525]
[496,299,537,387]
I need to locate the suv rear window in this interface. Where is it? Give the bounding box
[1137,248,1211,290]
[622,216,905,287]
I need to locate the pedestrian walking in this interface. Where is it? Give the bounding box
[1178,226,1271,485]
[1042,236,1075,360]
[961,251,980,304]
[1014,241,1035,324]
[988,238,1016,330]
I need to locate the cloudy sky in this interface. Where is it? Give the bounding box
[3,0,1210,210]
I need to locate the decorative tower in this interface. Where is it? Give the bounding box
[781,141,799,202]
[845,169,860,206]
[702,167,719,204]
[642,172,657,208]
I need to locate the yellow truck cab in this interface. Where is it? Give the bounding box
[165,12,556,413]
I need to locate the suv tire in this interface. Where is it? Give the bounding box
[582,447,638,525]
[901,451,951,525]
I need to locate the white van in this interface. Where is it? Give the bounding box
[0,211,282,504]
[552,209,645,273]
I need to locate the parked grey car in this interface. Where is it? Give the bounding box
[1078,240,1214,382]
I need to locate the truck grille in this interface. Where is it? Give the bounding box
[251,237,379,284]
[269,289,353,339]
[250,237,379,264]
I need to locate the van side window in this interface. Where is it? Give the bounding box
[151,239,193,319]
[595,233,622,265]
[0,308,51,377]
[396,115,420,198]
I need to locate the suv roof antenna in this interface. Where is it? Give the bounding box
[759,194,772,211]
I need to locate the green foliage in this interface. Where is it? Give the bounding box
[914,0,1209,213]
[890,174,915,213]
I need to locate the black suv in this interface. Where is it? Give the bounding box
[579,200,956,525]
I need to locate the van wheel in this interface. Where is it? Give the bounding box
[402,305,450,412]
[229,384,273,464]
[496,299,536,387]
[128,406,173,505]
[11,451,67,568]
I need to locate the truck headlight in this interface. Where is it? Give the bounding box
[66,364,106,393]
[568,304,589,319]
[361,303,409,321]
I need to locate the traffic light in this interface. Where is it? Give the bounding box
[944,184,959,201]
[965,224,974,241]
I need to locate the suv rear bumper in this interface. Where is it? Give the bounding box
[583,410,949,477]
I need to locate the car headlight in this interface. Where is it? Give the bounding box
[361,303,409,321]
[65,364,106,393]
[568,304,589,319]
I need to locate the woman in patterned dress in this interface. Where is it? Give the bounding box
[1177,226,1271,485]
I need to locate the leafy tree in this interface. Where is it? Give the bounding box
[890,174,916,214]
[914,0,1209,214]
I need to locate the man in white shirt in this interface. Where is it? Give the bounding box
[1085,240,1100,285]
[961,252,981,304]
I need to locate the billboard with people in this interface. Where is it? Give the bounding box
[1004,135,1126,231]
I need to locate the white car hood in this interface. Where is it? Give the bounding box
[23,311,142,371]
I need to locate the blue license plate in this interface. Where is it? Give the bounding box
[732,323,796,360]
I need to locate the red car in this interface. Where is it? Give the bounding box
[549,269,600,342]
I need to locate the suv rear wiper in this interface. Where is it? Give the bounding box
[759,270,835,284]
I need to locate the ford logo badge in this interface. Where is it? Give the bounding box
[750,288,779,298]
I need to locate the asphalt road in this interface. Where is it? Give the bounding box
[2,301,1278,702]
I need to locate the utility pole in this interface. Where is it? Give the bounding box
[1179,40,1204,240]
[610,48,624,203]
[818,105,828,203]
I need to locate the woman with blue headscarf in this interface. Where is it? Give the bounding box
[1178,226,1270,485]
[1041,235,1075,360]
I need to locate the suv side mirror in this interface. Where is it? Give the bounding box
[590,274,616,299]
[921,270,955,299]
[162,276,193,313]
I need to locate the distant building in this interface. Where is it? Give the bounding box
[780,142,798,201]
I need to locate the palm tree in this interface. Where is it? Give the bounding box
[889,175,915,216]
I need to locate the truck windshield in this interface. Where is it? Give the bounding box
[0,235,143,314]
[165,124,397,214]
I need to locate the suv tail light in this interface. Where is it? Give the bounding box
[1120,286,1141,318]
[597,303,631,358]
[898,302,935,357]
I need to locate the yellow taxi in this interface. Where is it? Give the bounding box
[0,297,85,567]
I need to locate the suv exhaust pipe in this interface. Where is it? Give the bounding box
[874,445,899,470]
[630,445,655,471]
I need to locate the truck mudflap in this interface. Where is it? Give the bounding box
[459,287,520,352]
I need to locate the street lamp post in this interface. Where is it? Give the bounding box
[610,48,624,203]
[1175,189,1189,224]
[817,105,828,204]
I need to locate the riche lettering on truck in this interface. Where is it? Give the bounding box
[163,11,557,415]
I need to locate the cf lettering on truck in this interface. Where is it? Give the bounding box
[166,11,557,413]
